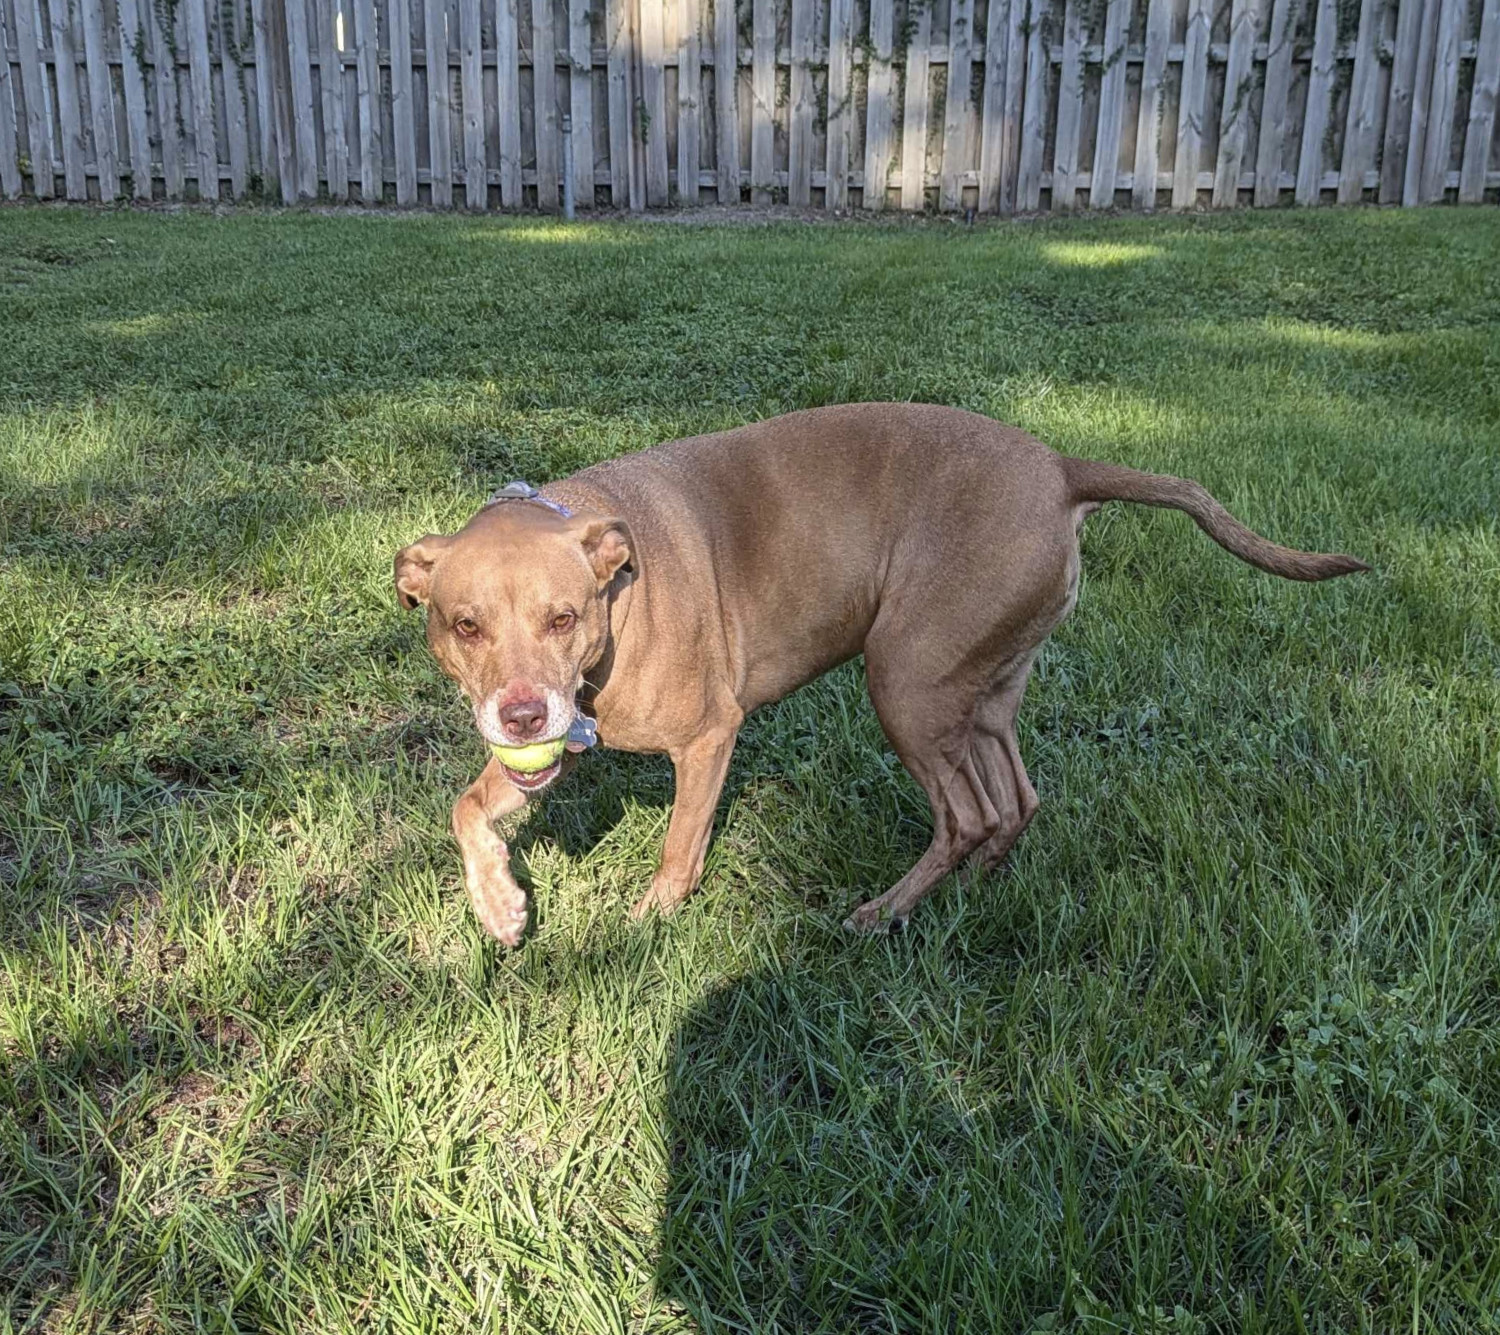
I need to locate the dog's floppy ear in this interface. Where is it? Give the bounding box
[394,535,452,610]
[575,516,634,589]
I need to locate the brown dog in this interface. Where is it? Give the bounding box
[395,404,1367,944]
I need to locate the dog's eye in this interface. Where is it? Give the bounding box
[454,617,480,639]
[550,611,576,634]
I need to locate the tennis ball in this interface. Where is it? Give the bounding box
[491,737,567,773]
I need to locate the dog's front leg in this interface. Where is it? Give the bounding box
[632,727,739,919]
[452,758,531,945]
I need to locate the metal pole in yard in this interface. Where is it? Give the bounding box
[562,114,576,220]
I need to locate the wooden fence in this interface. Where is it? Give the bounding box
[0,0,1496,209]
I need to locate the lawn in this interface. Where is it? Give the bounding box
[1,202,1497,1334]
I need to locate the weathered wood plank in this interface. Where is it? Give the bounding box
[459,0,485,204]
[1459,0,1499,200]
[788,0,813,204]
[249,0,281,196]
[862,0,895,209]
[639,0,667,203]
[80,0,118,198]
[1295,0,1335,203]
[51,0,89,197]
[750,0,774,202]
[425,0,452,204]
[1336,0,1379,201]
[1090,0,1129,205]
[12,0,55,195]
[825,0,852,206]
[532,0,557,208]
[714,0,738,200]
[322,0,348,198]
[570,0,593,205]
[1132,0,1170,208]
[389,0,417,200]
[497,0,521,203]
[1051,0,1082,208]
[1253,0,1297,205]
[940,0,974,210]
[287,0,319,195]
[1015,0,1049,210]
[1212,0,1257,206]
[186,0,220,198]
[1401,0,1439,203]
[899,0,932,209]
[977,0,1011,211]
[1381,0,1425,201]
[676,0,699,203]
[149,0,185,195]
[1172,0,1210,207]
[0,0,20,196]
[1417,0,1462,200]
[354,0,381,200]
[605,0,633,204]
[219,0,251,196]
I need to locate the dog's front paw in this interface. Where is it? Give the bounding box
[463,837,528,947]
[843,898,908,935]
[630,874,692,921]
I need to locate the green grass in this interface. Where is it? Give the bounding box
[1,203,1497,1335]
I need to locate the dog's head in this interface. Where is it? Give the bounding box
[394,502,632,789]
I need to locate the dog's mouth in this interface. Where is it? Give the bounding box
[500,759,563,791]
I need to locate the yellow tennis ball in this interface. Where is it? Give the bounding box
[491,737,567,773]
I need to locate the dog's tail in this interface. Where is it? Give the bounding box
[1062,457,1370,582]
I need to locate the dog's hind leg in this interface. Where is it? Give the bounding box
[843,645,1002,933]
[969,657,1041,871]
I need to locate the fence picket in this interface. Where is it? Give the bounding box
[1051,0,1082,209]
[250,0,281,196]
[1090,0,1128,206]
[825,0,852,207]
[1132,0,1170,208]
[750,0,773,203]
[1459,0,1499,201]
[789,0,813,204]
[940,0,974,210]
[977,0,1010,211]
[80,0,118,198]
[425,0,452,204]
[0,0,19,196]
[1172,0,1210,208]
[571,0,594,205]
[1212,0,1256,206]
[390,0,418,200]
[1015,0,1048,210]
[498,0,521,203]
[355,0,381,200]
[1336,0,1379,202]
[863,0,895,209]
[676,0,698,203]
[51,0,89,198]
[1382,0,1424,200]
[221,0,251,196]
[639,0,667,202]
[1295,0,1335,204]
[185,0,221,198]
[532,0,558,208]
[317,0,346,197]
[12,0,53,196]
[1254,0,1297,205]
[714,0,738,200]
[1418,0,1462,200]
[150,0,185,196]
[900,0,931,210]
[606,0,634,204]
[1402,0,1439,203]
[287,0,319,195]
[461,0,485,205]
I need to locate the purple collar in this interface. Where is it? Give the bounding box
[484,480,573,519]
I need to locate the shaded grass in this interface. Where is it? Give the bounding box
[0,203,1498,1333]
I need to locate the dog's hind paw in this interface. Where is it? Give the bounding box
[843,900,908,935]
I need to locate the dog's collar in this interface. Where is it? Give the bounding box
[484,479,573,519]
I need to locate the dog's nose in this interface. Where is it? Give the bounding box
[499,698,548,740]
